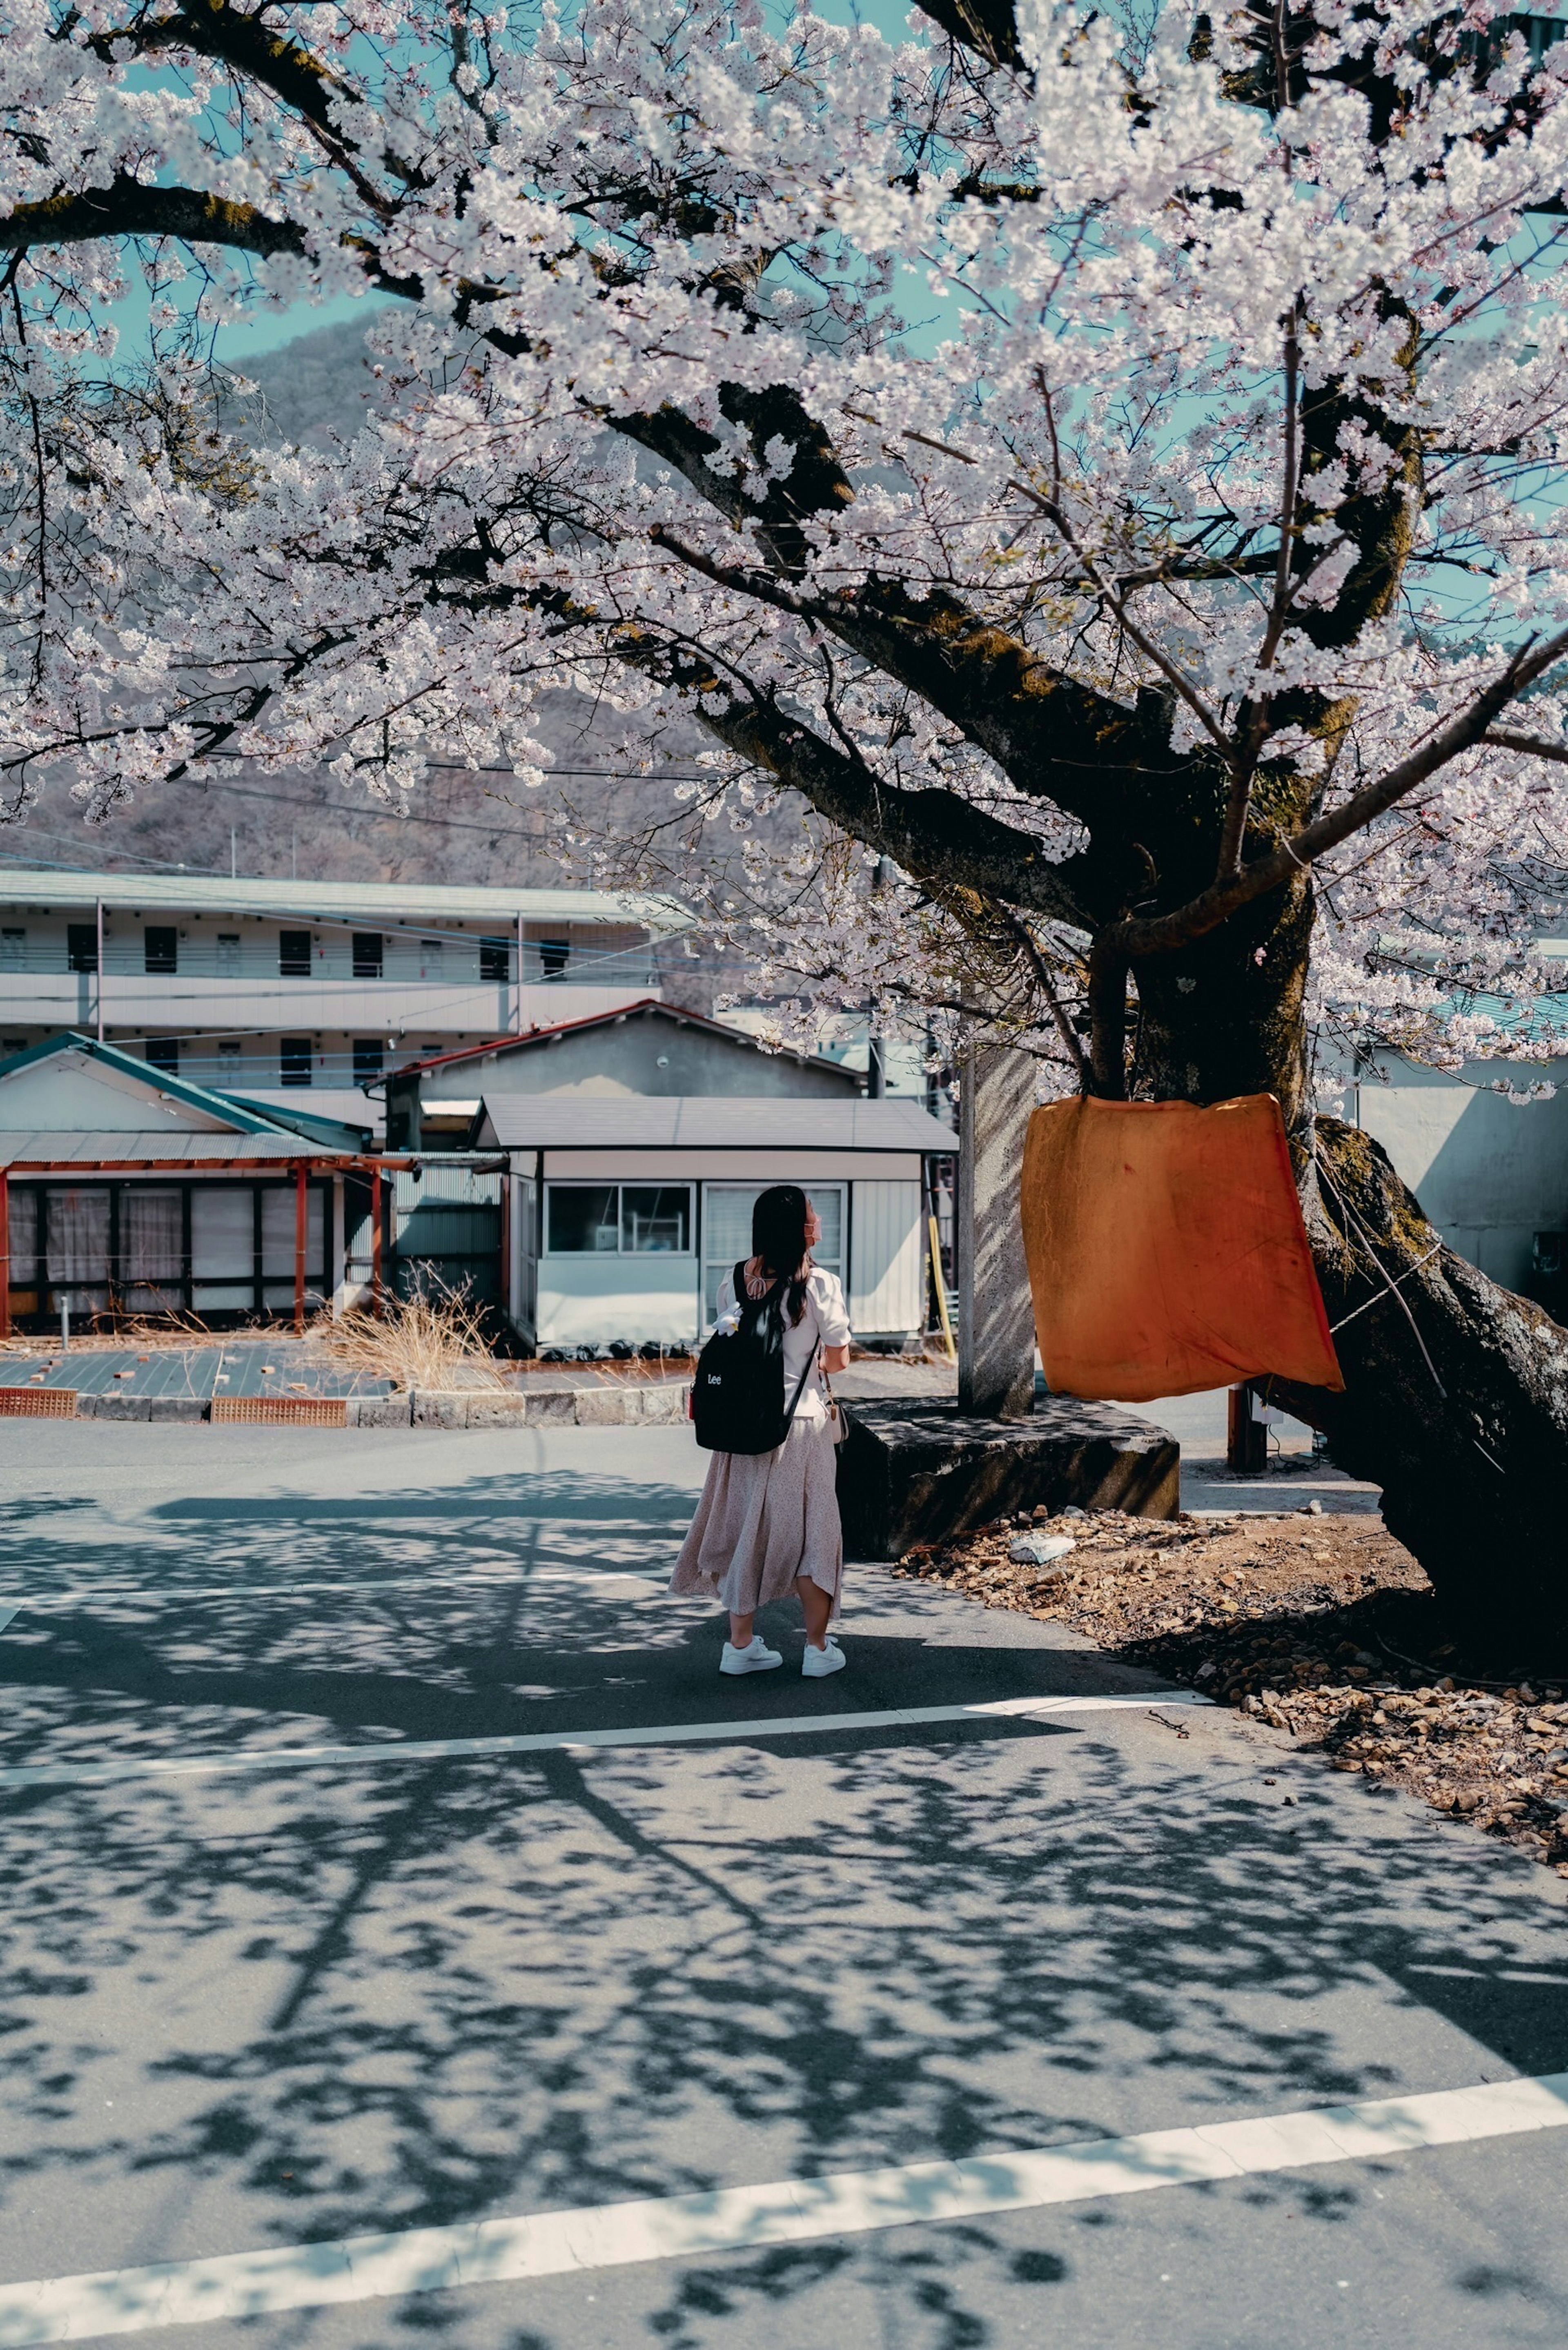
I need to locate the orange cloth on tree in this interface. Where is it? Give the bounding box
[1020,1093,1344,1403]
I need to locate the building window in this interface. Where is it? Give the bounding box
[353,1038,385,1084]
[146,1037,180,1076]
[0,929,25,969]
[702,1183,844,1324]
[279,929,312,976]
[216,933,241,975]
[352,932,383,978]
[419,938,444,980]
[480,936,511,982]
[545,1183,692,1256]
[216,1039,242,1081]
[280,1037,313,1086]
[67,923,98,973]
[144,926,177,974]
[539,937,570,979]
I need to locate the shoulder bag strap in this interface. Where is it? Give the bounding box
[780,1340,817,1434]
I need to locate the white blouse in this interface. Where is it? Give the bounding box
[715,1264,851,1424]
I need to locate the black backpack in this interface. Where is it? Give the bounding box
[692,1259,815,1455]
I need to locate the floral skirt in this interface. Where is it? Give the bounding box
[669,1415,843,1620]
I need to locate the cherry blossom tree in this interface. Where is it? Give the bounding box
[7,0,1568,1639]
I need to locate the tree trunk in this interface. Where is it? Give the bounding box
[1286,1120,1568,1661]
[1136,938,1568,1661]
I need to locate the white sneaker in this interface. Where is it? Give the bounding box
[720,1636,783,1676]
[802,1638,846,1679]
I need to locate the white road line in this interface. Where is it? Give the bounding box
[0,1605,18,1635]
[1,2072,1563,2345]
[0,1568,669,1612]
[0,1691,1207,1792]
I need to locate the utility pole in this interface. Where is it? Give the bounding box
[866,856,891,1097]
[956,1037,1037,1419]
[95,898,104,1043]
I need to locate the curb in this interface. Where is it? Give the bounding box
[0,1383,691,1429]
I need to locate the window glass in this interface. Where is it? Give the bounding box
[192,1188,254,1280]
[280,1037,313,1086]
[216,933,241,974]
[1,929,26,969]
[279,929,312,976]
[480,937,511,982]
[260,1185,325,1279]
[621,1186,690,1254]
[67,923,98,973]
[352,932,383,978]
[144,926,177,973]
[352,1038,385,1083]
[146,1038,179,1076]
[547,1185,619,1254]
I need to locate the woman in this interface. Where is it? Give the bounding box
[670,1184,853,1677]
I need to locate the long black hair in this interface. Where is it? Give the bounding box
[751,1183,813,1326]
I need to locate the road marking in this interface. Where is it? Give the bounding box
[0,2072,1562,2344]
[0,1567,669,1612]
[0,1691,1207,1792]
[0,1606,18,1635]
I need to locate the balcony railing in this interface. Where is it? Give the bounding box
[0,944,657,987]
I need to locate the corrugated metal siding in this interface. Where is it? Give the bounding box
[849,1181,923,1334]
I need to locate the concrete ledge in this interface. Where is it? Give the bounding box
[391,1384,694,1430]
[29,1381,695,1432]
[346,1396,410,1429]
[838,1397,1180,1561]
[83,1393,154,1422]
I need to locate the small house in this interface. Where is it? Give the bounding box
[475,1095,958,1352]
[385,998,862,1148]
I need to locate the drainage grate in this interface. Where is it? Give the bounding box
[210,1396,348,1427]
[0,1387,78,1417]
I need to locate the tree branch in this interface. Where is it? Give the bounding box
[1111,632,1568,963]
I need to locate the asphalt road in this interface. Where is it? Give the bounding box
[0,1420,1565,2350]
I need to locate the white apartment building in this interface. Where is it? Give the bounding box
[0,871,686,1127]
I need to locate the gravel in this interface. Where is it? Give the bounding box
[892,1506,1568,1875]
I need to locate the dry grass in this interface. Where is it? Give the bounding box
[0,1312,230,1354]
[896,1508,1568,1876]
[314,1289,505,1394]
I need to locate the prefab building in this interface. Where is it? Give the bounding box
[477,1096,958,1350]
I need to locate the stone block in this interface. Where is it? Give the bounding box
[463,1391,533,1428]
[411,1390,470,1428]
[837,1396,1180,1561]
[637,1384,690,1425]
[86,1393,153,1421]
[348,1395,412,1428]
[147,1397,208,1423]
[523,1388,577,1426]
[575,1387,635,1426]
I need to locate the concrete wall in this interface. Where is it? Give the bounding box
[422,1007,858,1101]
[1355,1053,1568,1292]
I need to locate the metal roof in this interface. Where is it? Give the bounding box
[0,869,690,934]
[0,1132,345,1167]
[395,998,860,1087]
[478,1098,958,1152]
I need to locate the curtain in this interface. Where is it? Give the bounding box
[45,1189,110,1285]
[122,1189,183,1285]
